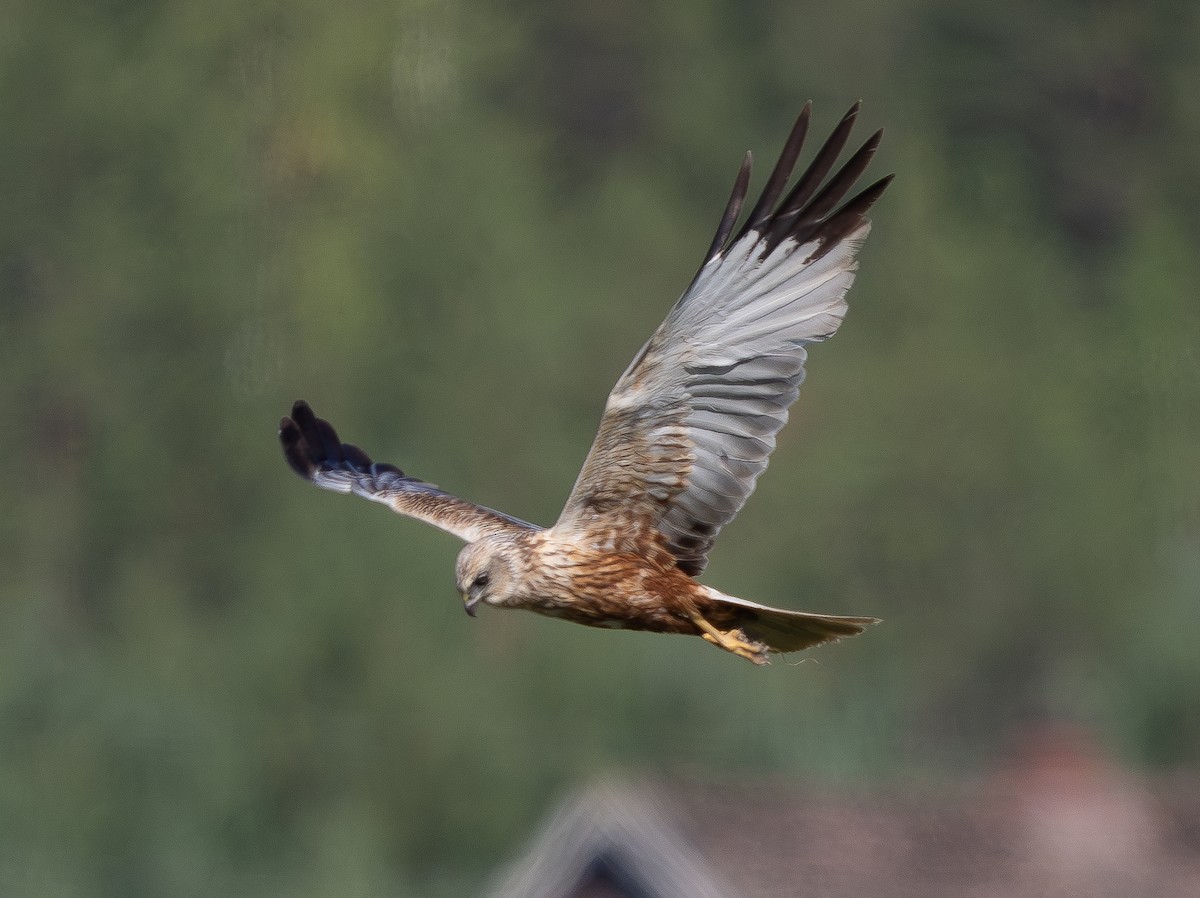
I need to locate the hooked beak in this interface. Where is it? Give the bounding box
[462,592,480,618]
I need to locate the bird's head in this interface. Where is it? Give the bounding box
[454,538,518,617]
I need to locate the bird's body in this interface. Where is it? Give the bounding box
[441,516,873,664]
[281,103,891,664]
[470,530,702,632]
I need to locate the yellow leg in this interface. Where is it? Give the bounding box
[687,609,770,665]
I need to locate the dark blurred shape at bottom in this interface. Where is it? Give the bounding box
[485,723,1200,898]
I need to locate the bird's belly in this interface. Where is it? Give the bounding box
[522,588,692,634]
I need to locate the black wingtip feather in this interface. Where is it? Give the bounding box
[799,172,894,264]
[773,102,861,214]
[781,127,884,247]
[735,103,812,243]
[701,150,753,267]
[279,415,312,480]
[279,400,406,483]
[842,172,895,219]
[694,102,891,278]
[290,399,314,426]
[341,442,373,469]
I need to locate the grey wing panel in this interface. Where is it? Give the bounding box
[557,105,891,574]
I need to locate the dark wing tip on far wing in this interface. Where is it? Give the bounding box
[279,399,407,485]
[280,401,322,480]
[279,401,541,536]
[696,101,892,274]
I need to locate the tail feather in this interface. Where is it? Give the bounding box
[705,588,878,654]
[741,608,878,653]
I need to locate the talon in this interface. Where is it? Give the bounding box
[689,611,770,665]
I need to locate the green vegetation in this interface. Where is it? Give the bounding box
[1,1,1197,894]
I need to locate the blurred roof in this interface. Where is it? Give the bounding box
[483,782,744,898]
[483,727,1200,898]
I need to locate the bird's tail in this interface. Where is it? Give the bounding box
[704,588,879,654]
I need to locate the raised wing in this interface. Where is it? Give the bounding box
[280,401,540,543]
[556,103,891,574]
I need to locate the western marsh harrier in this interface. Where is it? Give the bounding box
[281,103,890,664]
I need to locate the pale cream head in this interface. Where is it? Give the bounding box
[454,537,519,616]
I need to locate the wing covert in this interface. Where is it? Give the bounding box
[556,103,891,574]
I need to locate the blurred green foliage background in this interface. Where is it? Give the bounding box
[1,0,1198,895]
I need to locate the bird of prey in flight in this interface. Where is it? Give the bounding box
[281,103,891,664]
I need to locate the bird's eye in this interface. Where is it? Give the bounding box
[472,572,490,589]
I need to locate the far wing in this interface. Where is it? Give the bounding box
[280,401,540,543]
[556,103,891,574]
